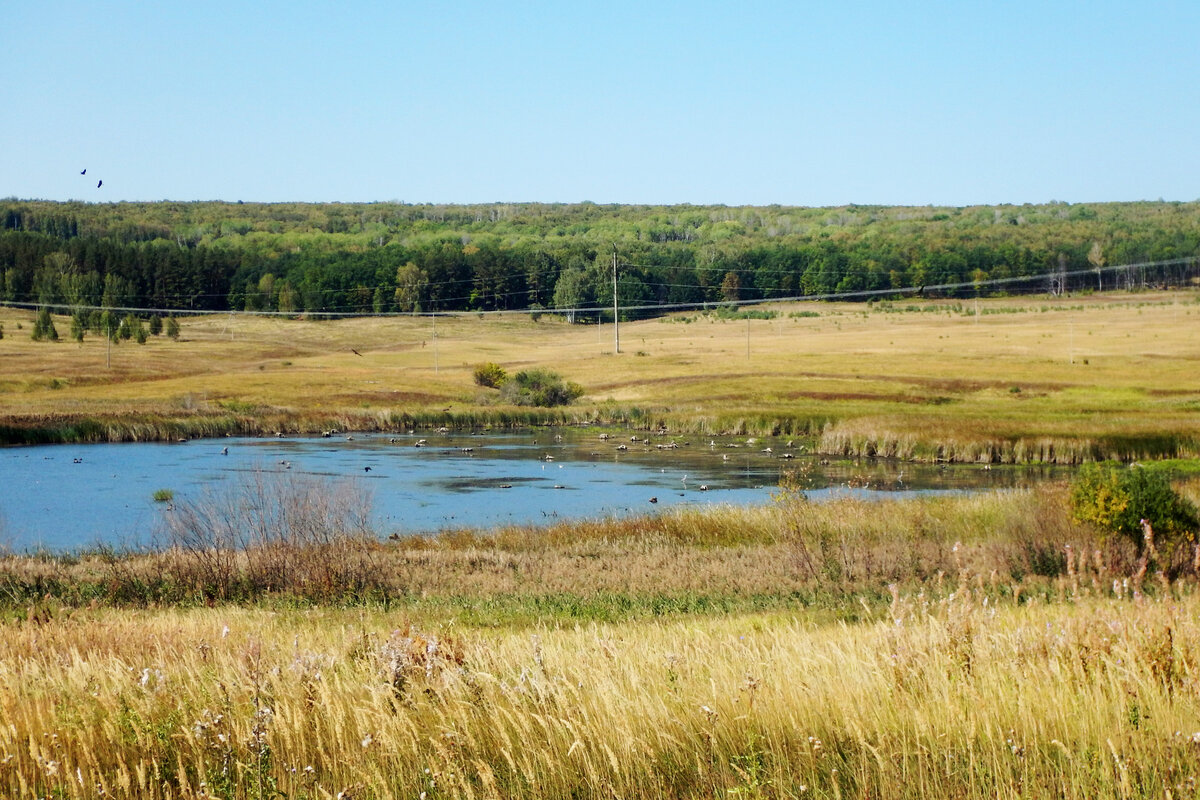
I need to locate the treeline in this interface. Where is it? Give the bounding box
[2,199,1199,317]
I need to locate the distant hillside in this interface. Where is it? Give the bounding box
[2,199,1198,316]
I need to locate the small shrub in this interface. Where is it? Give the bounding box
[152,489,175,503]
[165,316,180,339]
[148,315,163,336]
[473,362,508,389]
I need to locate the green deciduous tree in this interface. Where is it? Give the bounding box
[394,262,428,314]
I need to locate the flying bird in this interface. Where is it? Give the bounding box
[80,169,86,175]
[97,180,102,188]
[351,348,362,356]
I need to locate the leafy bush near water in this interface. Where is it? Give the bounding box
[1070,463,1200,555]
[497,368,583,407]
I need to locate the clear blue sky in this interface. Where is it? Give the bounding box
[4,1,1197,207]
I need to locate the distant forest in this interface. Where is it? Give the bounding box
[2,199,1199,318]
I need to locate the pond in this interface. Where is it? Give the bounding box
[0,428,1069,552]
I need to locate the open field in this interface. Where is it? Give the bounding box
[2,289,1199,461]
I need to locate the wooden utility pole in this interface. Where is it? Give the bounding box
[609,247,619,352]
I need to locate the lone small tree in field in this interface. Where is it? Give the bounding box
[31,308,58,341]
[70,312,86,342]
[165,316,180,339]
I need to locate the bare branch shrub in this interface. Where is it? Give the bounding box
[155,468,381,600]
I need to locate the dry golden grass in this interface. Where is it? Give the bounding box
[3,291,1199,458]
[4,482,1200,797]
[4,589,1200,799]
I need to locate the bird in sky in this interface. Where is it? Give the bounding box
[80,169,86,175]
[97,180,103,188]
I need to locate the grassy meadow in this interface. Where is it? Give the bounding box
[4,289,1200,798]
[1,289,1199,461]
[7,590,1200,800]
[5,484,1200,798]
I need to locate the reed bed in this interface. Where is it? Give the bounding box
[4,590,1200,799]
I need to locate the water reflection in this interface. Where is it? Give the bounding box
[0,429,1070,552]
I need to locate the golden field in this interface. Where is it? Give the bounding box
[1,289,1198,461]
[5,580,1200,799]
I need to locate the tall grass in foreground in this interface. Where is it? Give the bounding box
[3,593,1200,799]
[3,484,1200,797]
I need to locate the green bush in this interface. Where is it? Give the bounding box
[1070,463,1199,554]
[473,362,508,389]
[499,368,584,407]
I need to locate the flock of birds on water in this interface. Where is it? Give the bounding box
[167,429,915,505]
[62,432,944,503]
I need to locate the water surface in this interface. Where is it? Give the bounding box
[0,429,1066,552]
